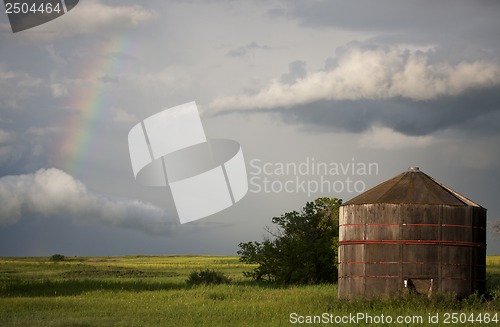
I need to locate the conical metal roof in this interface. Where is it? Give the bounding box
[344,167,482,207]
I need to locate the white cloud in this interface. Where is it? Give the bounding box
[123,65,195,98]
[209,46,500,112]
[0,66,43,108]
[25,0,156,40]
[50,83,69,98]
[112,108,137,123]
[26,126,61,136]
[0,168,176,234]
[0,129,14,144]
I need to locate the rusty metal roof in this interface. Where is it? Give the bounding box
[344,167,482,207]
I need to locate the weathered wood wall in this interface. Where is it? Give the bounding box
[338,204,486,299]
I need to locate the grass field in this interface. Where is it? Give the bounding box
[0,256,499,326]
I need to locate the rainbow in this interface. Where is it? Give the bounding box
[59,35,129,177]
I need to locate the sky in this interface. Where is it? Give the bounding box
[0,0,499,256]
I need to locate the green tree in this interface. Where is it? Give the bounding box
[238,197,341,284]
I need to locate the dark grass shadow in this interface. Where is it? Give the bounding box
[59,268,179,278]
[0,278,313,298]
[3,269,499,301]
[231,279,332,289]
[487,272,500,289]
[0,279,190,297]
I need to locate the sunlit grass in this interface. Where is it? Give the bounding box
[0,255,499,326]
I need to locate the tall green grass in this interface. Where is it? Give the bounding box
[0,255,499,326]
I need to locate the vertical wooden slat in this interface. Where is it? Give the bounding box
[338,203,486,299]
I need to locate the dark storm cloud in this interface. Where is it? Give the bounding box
[276,0,500,35]
[265,86,500,136]
[274,0,500,63]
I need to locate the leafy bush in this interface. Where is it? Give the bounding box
[186,269,231,286]
[49,254,65,262]
[238,197,341,284]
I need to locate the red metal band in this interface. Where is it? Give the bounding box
[338,275,400,279]
[339,276,478,281]
[339,240,485,247]
[340,223,485,230]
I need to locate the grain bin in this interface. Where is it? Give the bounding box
[338,167,486,299]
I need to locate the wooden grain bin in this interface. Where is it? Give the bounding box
[338,167,486,299]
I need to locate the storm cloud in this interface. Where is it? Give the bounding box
[277,86,500,136]
[210,46,500,112]
[275,0,500,38]
[0,168,176,235]
[1,1,499,255]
